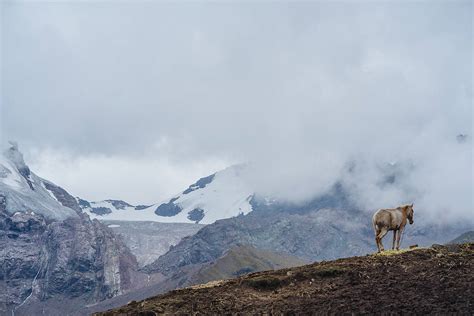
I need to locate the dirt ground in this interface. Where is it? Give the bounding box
[96,243,474,315]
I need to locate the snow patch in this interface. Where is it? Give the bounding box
[0,157,23,190]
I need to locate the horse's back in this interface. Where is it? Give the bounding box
[372,209,391,229]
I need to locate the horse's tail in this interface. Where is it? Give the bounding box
[372,210,379,234]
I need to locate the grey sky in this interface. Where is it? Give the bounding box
[1,1,472,221]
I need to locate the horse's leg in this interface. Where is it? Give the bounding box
[375,228,381,252]
[392,230,397,250]
[396,228,403,250]
[377,228,389,252]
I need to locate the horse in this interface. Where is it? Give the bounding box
[372,203,414,252]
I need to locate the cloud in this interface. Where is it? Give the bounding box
[1,1,472,222]
[28,148,230,205]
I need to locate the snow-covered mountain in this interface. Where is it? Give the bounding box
[0,142,79,220]
[80,164,254,225]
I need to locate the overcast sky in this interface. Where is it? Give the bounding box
[1,1,472,222]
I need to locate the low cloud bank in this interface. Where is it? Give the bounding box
[2,2,472,222]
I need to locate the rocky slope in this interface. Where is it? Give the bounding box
[0,143,142,315]
[96,243,474,315]
[142,208,372,275]
[84,244,306,315]
[188,245,307,286]
[103,221,204,267]
[0,201,140,315]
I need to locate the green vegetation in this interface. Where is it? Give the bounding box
[313,266,346,278]
[242,275,286,290]
[374,248,415,257]
[293,265,346,280]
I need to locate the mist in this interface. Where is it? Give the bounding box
[1,1,472,222]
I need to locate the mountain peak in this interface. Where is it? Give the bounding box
[3,141,29,173]
[3,141,34,190]
[0,142,79,220]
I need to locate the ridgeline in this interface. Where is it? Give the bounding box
[96,243,473,315]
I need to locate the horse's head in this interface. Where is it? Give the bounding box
[406,203,414,225]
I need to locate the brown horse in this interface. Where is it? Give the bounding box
[372,204,414,252]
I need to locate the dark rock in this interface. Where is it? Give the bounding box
[92,207,113,216]
[187,208,205,223]
[182,174,215,195]
[4,211,46,233]
[4,142,35,190]
[77,198,92,209]
[155,197,182,217]
[18,166,34,190]
[134,205,151,211]
[43,181,82,213]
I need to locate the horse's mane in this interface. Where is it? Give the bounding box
[396,204,413,211]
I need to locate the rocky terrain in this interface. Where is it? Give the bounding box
[143,208,372,275]
[103,221,203,267]
[0,144,150,315]
[0,199,141,316]
[96,243,474,315]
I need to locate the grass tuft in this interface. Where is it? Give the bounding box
[374,248,416,256]
[292,266,346,281]
[242,275,286,290]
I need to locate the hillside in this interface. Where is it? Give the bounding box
[85,245,306,314]
[449,231,474,244]
[96,243,474,315]
[183,245,307,287]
